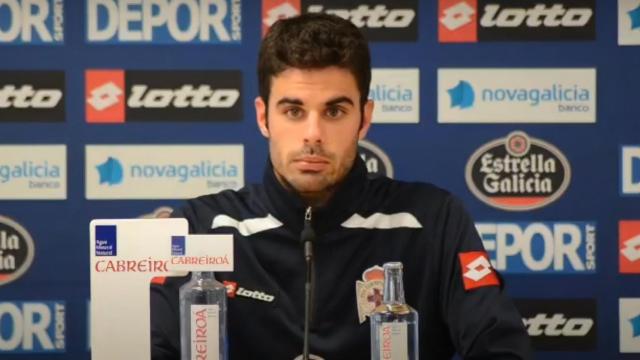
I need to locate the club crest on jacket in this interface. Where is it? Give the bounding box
[355,265,384,323]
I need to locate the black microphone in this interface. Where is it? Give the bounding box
[300,207,316,360]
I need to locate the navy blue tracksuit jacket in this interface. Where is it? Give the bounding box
[151,157,532,359]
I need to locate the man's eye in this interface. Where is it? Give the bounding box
[285,108,303,119]
[326,107,344,119]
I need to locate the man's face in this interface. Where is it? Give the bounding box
[255,66,373,203]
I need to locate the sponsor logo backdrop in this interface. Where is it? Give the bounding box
[0,2,637,359]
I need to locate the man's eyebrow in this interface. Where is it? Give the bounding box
[276,97,303,106]
[326,96,354,107]
[275,96,355,107]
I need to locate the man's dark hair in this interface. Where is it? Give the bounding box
[258,13,371,110]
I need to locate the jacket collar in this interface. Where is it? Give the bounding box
[262,156,368,235]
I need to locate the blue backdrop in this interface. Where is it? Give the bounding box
[0,1,639,359]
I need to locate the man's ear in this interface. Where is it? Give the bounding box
[255,96,269,138]
[358,99,374,139]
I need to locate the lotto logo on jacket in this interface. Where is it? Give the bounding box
[476,222,596,273]
[86,0,241,43]
[439,0,595,42]
[458,251,500,290]
[466,132,571,211]
[85,70,242,123]
[223,281,275,302]
[0,301,65,353]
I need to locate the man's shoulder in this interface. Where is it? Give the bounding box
[366,176,453,209]
[364,177,476,237]
[172,185,265,232]
[187,185,255,209]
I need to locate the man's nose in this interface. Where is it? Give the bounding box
[304,112,323,144]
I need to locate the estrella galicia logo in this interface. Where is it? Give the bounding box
[448,80,475,109]
[0,0,64,44]
[515,299,596,351]
[466,131,571,211]
[0,301,66,353]
[476,222,596,273]
[96,157,123,186]
[358,140,393,179]
[622,146,640,195]
[171,236,185,256]
[0,216,35,286]
[94,225,116,256]
[86,0,242,43]
[0,71,65,122]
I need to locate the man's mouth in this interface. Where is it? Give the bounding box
[293,156,330,172]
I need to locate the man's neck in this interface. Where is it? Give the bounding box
[297,189,335,208]
[272,171,337,209]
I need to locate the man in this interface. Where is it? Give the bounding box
[151,13,532,359]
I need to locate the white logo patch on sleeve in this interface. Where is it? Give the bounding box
[341,212,422,229]
[211,214,283,236]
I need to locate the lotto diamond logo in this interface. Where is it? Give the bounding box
[621,236,640,262]
[459,251,500,290]
[262,0,300,36]
[87,82,122,111]
[223,280,238,298]
[447,80,475,109]
[439,0,477,42]
[620,298,640,352]
[620,221,640,273]
[85,70,125,123]
[464,256,492,281]
[441,2,474,30]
